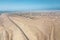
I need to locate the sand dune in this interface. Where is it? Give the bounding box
[0,13,60,40]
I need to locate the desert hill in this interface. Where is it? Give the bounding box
[0,11,60,40]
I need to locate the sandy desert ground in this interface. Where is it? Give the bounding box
[0,11,60,40]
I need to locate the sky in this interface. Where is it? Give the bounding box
[0,0,60,11]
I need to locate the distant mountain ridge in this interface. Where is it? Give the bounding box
[0,10,60,16]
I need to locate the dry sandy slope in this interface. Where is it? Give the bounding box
[0,14,60,40]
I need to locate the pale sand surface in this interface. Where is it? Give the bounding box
[0,13,60,40]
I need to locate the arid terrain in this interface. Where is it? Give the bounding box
[0,11,60,40]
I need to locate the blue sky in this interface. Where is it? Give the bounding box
[0,0,60,11]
